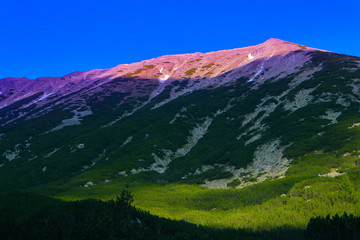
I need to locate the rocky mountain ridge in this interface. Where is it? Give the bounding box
[0,38,324,127]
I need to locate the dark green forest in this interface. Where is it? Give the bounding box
[1,187,359,240]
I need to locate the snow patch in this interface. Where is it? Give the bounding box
[248,58,271,83]
[248,66,264,82]
[159,74,170,82]
[42,166,47,172]
[34,92,54,103]
[248,53,254,60]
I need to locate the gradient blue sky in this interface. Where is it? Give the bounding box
[1,0,359,79]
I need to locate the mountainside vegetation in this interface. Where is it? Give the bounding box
[1,42,360,238]
[0,188,305,240]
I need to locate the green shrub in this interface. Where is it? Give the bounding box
[185,68,197,75]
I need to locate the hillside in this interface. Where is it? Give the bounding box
[1,38,360,234]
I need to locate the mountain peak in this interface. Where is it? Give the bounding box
[0,38,326,111]
[263,38,286,44]
[104,38,319,82]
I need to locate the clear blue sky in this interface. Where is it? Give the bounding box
[1,0,359,79]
